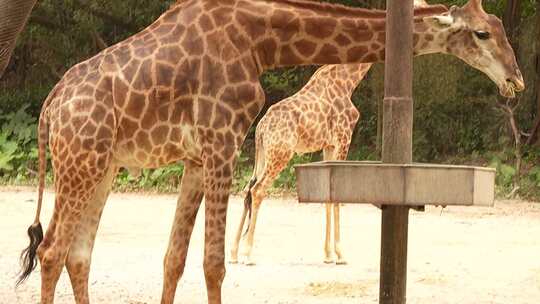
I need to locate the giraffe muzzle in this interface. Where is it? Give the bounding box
[506,76,525,93]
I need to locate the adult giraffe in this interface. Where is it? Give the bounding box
[12,0,522,304]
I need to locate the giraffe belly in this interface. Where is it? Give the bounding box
[294,130,332,154]
[113,124,201,169]
[295,141,326,154]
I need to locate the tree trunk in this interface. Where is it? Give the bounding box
[535,0,540,145]
[503,0,522,54]
[499,0,523,194]
[0,0,38,78]
[371,0,384,156]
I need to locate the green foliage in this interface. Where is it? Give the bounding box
[518,148,540,199]
[489,155,517,194]
[528,166,540,187]
[232,152,253,193]
[273,154,320,191]
[114,164,184,193]
[348,145,379,161]
[0,105,38,182]
[0,0,538,201]
[485,146,540,200]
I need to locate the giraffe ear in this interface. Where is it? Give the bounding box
[413,0,429,7]
[463,0,485,13]
[423,15,454,28]
[471,0,483,9]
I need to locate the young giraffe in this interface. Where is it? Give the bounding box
[231,0,430,266]
[16,0,522,303]
[230,63,370,266]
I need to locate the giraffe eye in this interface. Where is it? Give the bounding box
[474,31,491,40]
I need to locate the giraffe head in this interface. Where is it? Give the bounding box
[423,0,524,98]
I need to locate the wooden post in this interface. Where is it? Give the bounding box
[379,0,414,303]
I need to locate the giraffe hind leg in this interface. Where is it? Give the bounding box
[324,203,334,263]
[241,151,293,266]
[65,165,118,304]
[230,203,248,264]
[38,132,114,302]
[323,146,348,265]
[37,164,112,304]
[230,177,257,264]
[333,203,347,265]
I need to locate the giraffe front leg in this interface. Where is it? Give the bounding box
[332,144,350,265]
[161,161,204,304]
[322,148,335,264]
[229,204,248,264]
[202,152,236,304]
[324,203,334,264]
[65,166,118,304]
[323,145,349,265]
[333,203,347,265]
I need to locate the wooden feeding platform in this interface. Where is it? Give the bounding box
[295,161,495,207]
[294,0,498,303]
[294,160,496,304]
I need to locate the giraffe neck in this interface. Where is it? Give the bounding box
[243,0,448,71]
[301,63,373,102]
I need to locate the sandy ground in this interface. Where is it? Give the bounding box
[1,188,539,304]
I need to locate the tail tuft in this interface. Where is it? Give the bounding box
[242,177,258,236]
[16,222,43,286]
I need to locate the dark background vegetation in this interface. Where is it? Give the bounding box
[0,0,539,200]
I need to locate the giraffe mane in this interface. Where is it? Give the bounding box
[269,0,386,18]
[264,0,447,19]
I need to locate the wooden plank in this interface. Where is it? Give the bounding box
[473,169,496,206]
[295,166,330,203]
[404,167,474,205]
[330,165,404,204]
[295,162,495,206]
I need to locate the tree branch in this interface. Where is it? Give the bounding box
[71,0,139,32]
[91,30,108,50]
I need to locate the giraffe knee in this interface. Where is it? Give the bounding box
[38,246,62,274]
[66,259,90,279]
[203,261,225,288]
[66,250,91,274]
[250,185,265,206]
[163,251,185,279]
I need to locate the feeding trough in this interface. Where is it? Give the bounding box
[295,161,495,207]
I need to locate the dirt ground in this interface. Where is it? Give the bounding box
[1,188,539,304]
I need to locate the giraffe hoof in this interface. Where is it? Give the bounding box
[244,259,256,266]
[336,259,347,265]
[324,258,335,264]
[229,259,239,264]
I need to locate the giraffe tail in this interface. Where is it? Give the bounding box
[17,96,51,286]
[242,177,257,236]
[243,130,265,236]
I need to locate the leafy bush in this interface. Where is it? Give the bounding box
[0,105,39,183]
[114,164,184,193]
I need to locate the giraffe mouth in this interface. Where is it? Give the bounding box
[500,84,516,99]
[500,78,524,99]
